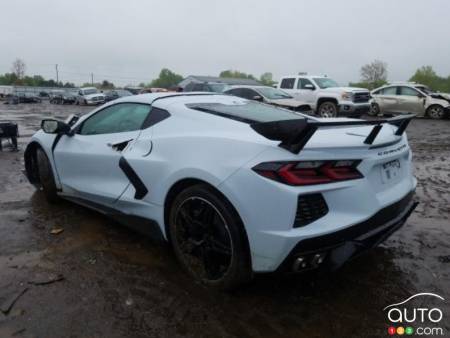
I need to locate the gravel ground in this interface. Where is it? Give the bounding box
[0,101,449,338]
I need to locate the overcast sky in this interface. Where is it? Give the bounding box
[1,0,449,86]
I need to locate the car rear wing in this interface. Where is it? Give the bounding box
[250,114,415,154]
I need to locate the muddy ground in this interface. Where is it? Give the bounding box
[0,101,449,338]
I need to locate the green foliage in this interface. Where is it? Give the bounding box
[149,68,183,88]
[219,70,255,80]
[259,72,275,86]
[409,66,450,92]
[0,72,74,87]
[348,80,388,90]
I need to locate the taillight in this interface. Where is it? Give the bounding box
[252,160,363,186]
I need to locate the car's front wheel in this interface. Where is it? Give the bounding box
[426,105,445,119]
[369,102,380,116]
[36,148,60,203]
[168,184,252,290]
[318,101,338,118]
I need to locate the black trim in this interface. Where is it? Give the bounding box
[64,196,164,241]
[118,157,148,199]
[278,191,418,272]
[250,114,416,154]
[141,107,171,129]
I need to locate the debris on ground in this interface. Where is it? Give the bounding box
[0,288,28,314]
[28,273,64,286]
[50,227,64,235]
[438,255,450,263]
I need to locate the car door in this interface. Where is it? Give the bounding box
[296,78,316,104]
[279,77,296,97]
[396,86,426,114]
[53,102,151,206]
[375,86,398,113]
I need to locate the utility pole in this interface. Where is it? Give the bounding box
[91,73,94,85]
[55,64,59,85]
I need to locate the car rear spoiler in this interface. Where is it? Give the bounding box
[250,114,415,154]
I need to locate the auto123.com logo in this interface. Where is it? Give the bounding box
[384,293,445,336]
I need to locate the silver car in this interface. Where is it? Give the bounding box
[370,83,450,119]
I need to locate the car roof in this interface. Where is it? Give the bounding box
[226,85,273,90]
[111,92,227,105]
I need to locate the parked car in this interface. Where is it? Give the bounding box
[224,85,312,113]
[17,92,42,103]
[104,89,133,102]
[124,86,144,95]
[183,82,228,93]
[277,74,370,117]
[370,83,450,119]
[25,93,417,289]
[76,87,106,105]
[139,88,168,94]
[50,91,77,104]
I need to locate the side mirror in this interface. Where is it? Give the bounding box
[41,119,71,135]
[253,95,264,102]
[304,84,315,90]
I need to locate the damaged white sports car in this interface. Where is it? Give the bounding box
[25,93,418,289]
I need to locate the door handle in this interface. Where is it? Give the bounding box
[107,139,133,152]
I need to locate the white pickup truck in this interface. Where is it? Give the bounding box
[76,87,106,105]
[277,75,371,117]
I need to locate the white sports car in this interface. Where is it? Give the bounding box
[24,93,418,289]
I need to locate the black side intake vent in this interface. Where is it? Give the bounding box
[294,194,329,228]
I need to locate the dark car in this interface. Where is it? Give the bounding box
[4,93,42,104]
[50,91,77,104]
[104,89,133,102]
[183,82,228,93]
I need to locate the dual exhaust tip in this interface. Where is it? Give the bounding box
[292,253,326,272]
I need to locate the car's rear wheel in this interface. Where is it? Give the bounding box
[168,184,252,290]
[36,148,60,203]
[318,101,338,118]
[426,105,445,119]
[369,102,380,116]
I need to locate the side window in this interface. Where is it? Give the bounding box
[280,78,295,89]
[79,103,151,135]
[226,88,243,97]
[381,86,397,95]
[239,89,258,100]
[400,86,420,96]
[297,78,314,89]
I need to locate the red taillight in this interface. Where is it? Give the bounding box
[253,160,363,186]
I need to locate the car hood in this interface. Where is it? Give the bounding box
[321,87,369,94]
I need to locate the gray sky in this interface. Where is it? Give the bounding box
[1,0,449,86]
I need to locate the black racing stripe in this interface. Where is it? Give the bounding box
[119,157,148,200]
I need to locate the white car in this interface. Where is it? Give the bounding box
[370,83,450,119]
[24,93,417,289]
[76,87,106,105]
[278,74,371,118]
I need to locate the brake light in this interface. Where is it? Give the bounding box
[252,160,362,186]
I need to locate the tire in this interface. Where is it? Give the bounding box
[168,184,252,290]
[369,102,380,116]
[426,105,445,120]
[83,99,87,106]
[317,101,338,118]
[36,148,60,203]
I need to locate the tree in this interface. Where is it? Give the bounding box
[219,70,255,80]
[360,60,388,83]
[100,80,115,89]
[150,68,183,88]
[259,72,275,86]
[409,66,450,92]
[11,58,26,79]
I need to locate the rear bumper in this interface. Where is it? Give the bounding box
[277,190,418,273]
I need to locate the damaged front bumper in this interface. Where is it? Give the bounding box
[278,191,418,273]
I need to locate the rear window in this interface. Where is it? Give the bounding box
[186,101,304,123]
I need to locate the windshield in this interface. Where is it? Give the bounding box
[83,89,98,95]
[313,77,339,89]
[186,101,306,124]
[256,87,292,99]
[415,86,433,94]
[208,83,227,93]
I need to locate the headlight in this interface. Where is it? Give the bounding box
[341,92,353,100]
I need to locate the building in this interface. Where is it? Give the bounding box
[178,75,261,89]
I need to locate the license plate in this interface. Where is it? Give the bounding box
[381,159,401,183]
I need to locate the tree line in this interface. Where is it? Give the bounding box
[2,58,450,93]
